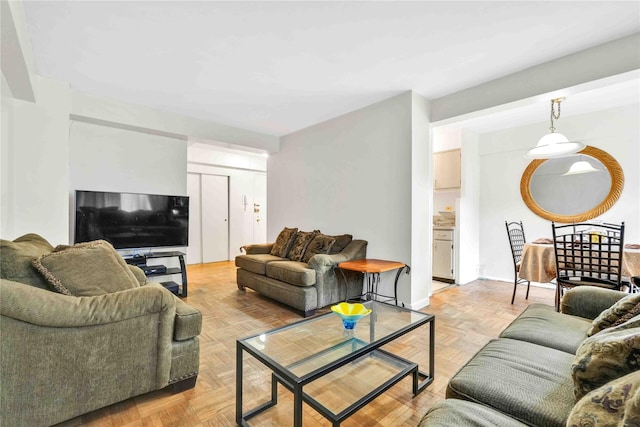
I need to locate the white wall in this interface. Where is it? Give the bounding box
[479,103,640,282]
[1,76,71,244]
[457,130,480,284]
[69,121,187,195]
[269,91,431,308]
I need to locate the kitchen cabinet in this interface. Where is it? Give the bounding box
[433,228,455,283]
[434,149,461,190]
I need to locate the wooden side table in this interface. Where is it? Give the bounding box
[337,259,411,305]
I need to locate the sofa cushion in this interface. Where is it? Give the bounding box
[0,233,54,290]
[329,234,353,255]
[266,261,316,287]
[270,227,298,257]
[235,254,287,275]
[572,325,640,400]
[499,303,592,354]
[302,234,336,263]
[287,231,316,262]
[589,293,640,336]
[447,338,575,427]
[567,370,640,427]
[32,240,140,296]
[419,399,528,427]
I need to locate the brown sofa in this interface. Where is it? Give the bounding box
[0,234,202,427]
[236,228,367,316]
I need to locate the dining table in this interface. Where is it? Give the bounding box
[519,242,640,284]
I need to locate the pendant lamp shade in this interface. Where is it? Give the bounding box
[526,133,584,159]
[525,98,584,159]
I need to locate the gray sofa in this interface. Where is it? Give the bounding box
[236,229,367,317]
[0,234,202,427]
[420,286,640,426]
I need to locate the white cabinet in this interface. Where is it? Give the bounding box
[434,149,461,190]
[433,228,455,282]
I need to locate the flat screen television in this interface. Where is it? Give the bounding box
[74,190,189,250]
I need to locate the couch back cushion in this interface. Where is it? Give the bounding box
[567,370,640,426]
[0,233,54,289]
[303,234,336,263]
[589,293,640,336]
[270,227,298,257]
[32,240,141,296]
[287,231,317,262]
[572,325,640,400]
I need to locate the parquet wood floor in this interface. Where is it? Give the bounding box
[55,261,554,427]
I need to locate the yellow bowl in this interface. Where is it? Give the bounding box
[331,302,372,321]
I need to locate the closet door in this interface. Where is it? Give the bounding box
[201,174,229,262]
[186,173,202,264]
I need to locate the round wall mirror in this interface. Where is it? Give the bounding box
[520,146,624,223]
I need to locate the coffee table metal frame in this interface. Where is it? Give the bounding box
[236,301,434,426]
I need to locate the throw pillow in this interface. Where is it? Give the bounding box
[567,370,640,427]
[623,384,640,426]
[329,234,353,255]
[32,240,141,296]
[302,234,336,263]
[589,293,640,336]
[0,233,54,289]
[572,325,640,400]
[270,227,298,257]
[287,231,317,262]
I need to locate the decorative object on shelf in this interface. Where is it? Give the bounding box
[525,97,584,159]
[331,302,372,337]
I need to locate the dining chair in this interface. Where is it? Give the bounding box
[551,221,626,310]
[505,221,530,304]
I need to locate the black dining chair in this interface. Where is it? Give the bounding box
[551,221,626,310]
[505,221,530,304]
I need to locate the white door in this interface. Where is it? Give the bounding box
[186,173,202,264]
[201,174,229,262]
[253,173,267,243]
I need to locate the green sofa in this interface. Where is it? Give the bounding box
[236,228,367,317]
[420,286,640,426]
[0,234,202,427]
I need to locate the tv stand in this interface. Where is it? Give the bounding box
[124,251,187,297]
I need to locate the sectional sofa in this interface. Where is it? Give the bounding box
[420,286,640,426]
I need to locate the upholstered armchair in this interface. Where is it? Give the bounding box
[0,234,202,427]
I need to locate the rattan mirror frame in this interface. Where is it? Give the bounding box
[520,146,624,223]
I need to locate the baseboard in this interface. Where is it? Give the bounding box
[403,296,430,311]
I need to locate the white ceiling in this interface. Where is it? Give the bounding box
[22,1,640,137]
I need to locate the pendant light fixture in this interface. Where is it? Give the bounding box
[525,97,584,159]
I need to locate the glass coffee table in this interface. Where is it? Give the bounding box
[236,301,434,426]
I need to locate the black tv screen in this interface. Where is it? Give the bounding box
[74,190,189,250]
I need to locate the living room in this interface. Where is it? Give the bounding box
[2,1,640,426]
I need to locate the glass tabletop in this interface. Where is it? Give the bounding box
[239,301,433,380]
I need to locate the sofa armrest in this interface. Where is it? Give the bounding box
[0,278,176,327]
[308,239,368,272]
[128,264,148,285]
[145,282,202,340]
[244,243,274,254]
[561,286,628,319]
